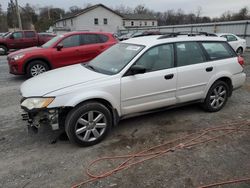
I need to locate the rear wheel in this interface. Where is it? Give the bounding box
[65,102,112,147]
[202,81,229,112]
[27,60,49,77]
[0,45,8,55]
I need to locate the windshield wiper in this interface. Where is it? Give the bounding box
[84,64,98,72]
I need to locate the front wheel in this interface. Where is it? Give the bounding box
[202,81,229,112]
[0,45,8,55]
[65,102,112,147]
[27,60,49,77]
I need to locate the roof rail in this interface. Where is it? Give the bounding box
[158,31,217,39]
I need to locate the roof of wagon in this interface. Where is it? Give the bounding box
[122,35,227,47]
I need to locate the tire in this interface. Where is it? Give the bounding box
[0,45,8,55]
[26,60,49,77]
[236,47,243,55]
[65,102,112,147]
[202,81,229,112]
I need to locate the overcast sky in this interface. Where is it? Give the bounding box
[1,0,250,18]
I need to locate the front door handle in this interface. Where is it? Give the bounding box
[206,67,213,72]
[164,74,174,80]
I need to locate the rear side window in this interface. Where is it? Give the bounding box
[201,42,233,60]
[176,42,205,67]
[99,34,109,43]
[25,31,36,38]
[81,34,103,45]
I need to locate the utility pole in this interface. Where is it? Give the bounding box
[15,0,22,30]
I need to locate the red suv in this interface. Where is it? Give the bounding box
[7,32,117,77]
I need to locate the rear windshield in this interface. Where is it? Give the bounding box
[201,42,235,60]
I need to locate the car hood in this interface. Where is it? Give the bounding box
[8,47,46,56]
[20,64,108,97]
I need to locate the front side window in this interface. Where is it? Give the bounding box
[176,42,205,67]
[12,32,23,39]
[42,35,64,48]
[201,42,233,60]
[86,43,144,75]
[135,44,174,72]
[61,35,80,48]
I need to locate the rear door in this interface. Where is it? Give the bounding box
[23,31,37,48]
[176,42,213,103]
[78,34,109,63]
[52,34,82,67]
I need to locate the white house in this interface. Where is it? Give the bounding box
[123,14,158,28]
[53,4,158,33]
[54,4,124,33]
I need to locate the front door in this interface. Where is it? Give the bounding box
[7,31,24,49]
[52,34,82,68]
[121,44,177,115]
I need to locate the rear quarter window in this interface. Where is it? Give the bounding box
[201,42,235,60]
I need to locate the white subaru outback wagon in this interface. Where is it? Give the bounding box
[20,34,246,146]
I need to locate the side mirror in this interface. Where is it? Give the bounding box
[9,35,14,39]
[130,65,146,75]
[56,43,63,51]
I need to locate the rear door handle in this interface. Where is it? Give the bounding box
[164,74,174,80]
[206,67,213,72]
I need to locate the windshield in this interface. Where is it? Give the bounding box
[3,32,11,38]
[42,35,64,48]
[85,43,144,75]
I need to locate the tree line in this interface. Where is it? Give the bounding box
[0,1,249,32]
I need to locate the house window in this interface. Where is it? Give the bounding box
[123,21,125,26]
[71,19,73,26]
[139,21,142,26]
[103,18,108,25]
[152,21,154,26]
[94,18,98,25]
[131,21,134,26]
[63,20,66,26]
[145,22,147,26]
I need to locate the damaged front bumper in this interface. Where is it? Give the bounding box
[21,108,60,133]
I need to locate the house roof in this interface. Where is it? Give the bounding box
[55,4,123,23]
[123,14,157,20]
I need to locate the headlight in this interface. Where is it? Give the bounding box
[21,97,55,110]
[13,53,25,61]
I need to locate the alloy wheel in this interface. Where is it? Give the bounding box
[30,64,46,76]
[209,85,227,109]
[75,111,107,142]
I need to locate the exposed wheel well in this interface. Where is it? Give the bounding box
[59,98,119,128]
[215,77,233,96]
[24,58,52,74]
[0,44,8,49]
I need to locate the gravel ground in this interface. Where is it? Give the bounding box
[0,52,250,188]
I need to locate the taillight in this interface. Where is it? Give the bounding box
[238,56,244,67]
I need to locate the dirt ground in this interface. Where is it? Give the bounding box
[0,51,250,188]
